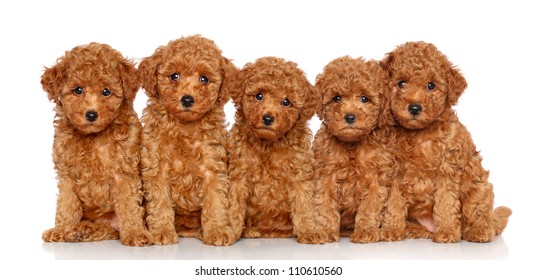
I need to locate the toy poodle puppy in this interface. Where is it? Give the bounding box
[226,57,323,243]
[138,35,237,246]
[313,56,403,243]
[380,41,511,243]
[41,43,153,246]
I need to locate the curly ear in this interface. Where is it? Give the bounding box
[217,57,238,107]
[222,65,246,109]
[377,85,396,128]
[379,51,395,75]
[373,61,396,128]
[118,59,140,103]
[447,67,467,106]
[138,48,164,98]
[41,60,67,103]
[313,73,327,122]
[298,78,317,123]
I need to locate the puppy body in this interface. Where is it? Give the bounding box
[227,57,322,243]
[41,43,153,246]
[139,35,236,246]
[382,42,511,243]
[313,57,402,243]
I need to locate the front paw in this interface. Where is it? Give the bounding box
[203,227,236,246]
[405,221,433,239]
[122,230,155,247]
[297,231,334,244]
[350,228,380,243]
[42,227,66,242]
[463,224,495,243]
[432,228,461,243]
[152,229,178,245]
[380,227,405,242]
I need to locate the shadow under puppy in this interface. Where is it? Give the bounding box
[41,43,153,246]
[313,56,403,243]
[380,41,511,243]
[226,57,324,243]
[139,35,237,246]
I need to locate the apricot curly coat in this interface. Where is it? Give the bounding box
[313,56,403,243]
[380,41,511,243]
[226,57,323,243]
[139,35,237,246]
[41,43,153,246]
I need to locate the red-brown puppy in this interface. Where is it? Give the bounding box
[226,57,323,243]
[381,41,511,243]
[313,56,403,243]
[139,35,237,246]
[41,43,153,246]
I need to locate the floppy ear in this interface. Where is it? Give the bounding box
[379,51,395,75]
[118,59,140,103]
[374,61,396,128]
[313,73,327,121]
[446,66,467,106]
[222,65,246,109]
[41,59,67,103]
[217,57,238,107]
[377,85,396,128]
[298,78,318,123]
[138,47,165,98]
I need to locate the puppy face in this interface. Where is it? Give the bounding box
[229,57,316,141]
[41,43,138,134]
[381,42,467,129]
[316,57,388,142]
[139,35,235,122]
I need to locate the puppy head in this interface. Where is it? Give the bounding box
[138,35,237,122]
[41,43,139,134]
[226,57,316,141]
[381,41,467,129]
[316,56,389,142]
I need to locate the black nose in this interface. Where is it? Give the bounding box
[408,104,422,116]
[181,95,195,108]
[344,113,356,124]
[262,114,274,126]
[85,111,98,122]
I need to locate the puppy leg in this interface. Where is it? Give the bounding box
[114,175,154,247]
[350,176,387,243]
[228,159,249,241]
[43,178,83,242]
[143,180,177,245]
[380,184,407,241]
[200,144,235,246]
[292,174,325,244]
[432,181,461,243]
[461,181,496,242]
[307,173,340,243]
[141,140,178,245]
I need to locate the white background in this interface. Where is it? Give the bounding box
[1,0,535,279]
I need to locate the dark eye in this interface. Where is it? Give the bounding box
[199,76,209,84]
[397,80,406,89]
[427,82,436,91]
[332,95,341,103]
[170,73,180,81]
[360,96,369,103]
[255,92,263,101]
[74,87,83,95]
[282,98,291,107]
[102,88,111,97]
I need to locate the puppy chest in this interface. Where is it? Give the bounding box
[247,176,292,218]
[75,181,115,213]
